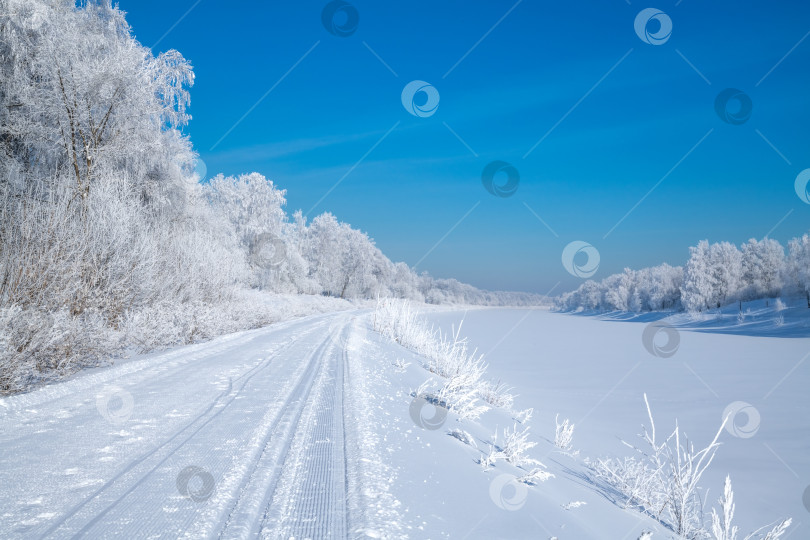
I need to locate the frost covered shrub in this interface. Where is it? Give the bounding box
[419,375,489,421]
[554,414,576,453]
[589,395,792,539]
[480,380,515,409]
[120,291,350,353]
[373,298,516,418]
[478,424,552,480]
[498,423,539,467]
[786,234,810,308]
[0,306,121,393]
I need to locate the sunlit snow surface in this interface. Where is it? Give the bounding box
[1,303,807,538]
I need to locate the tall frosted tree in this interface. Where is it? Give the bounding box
[740,238,784,302]
[707,241,743,309]
[681,240,713,312]
[0,0,194,207]
[787,234,810,307]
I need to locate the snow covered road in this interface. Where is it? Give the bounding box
[0,311,372,539]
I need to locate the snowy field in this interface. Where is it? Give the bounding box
[0,305,807,538]
[422,306,809,537]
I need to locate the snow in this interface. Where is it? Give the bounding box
[0,306,806,538]
[423,306,808,536]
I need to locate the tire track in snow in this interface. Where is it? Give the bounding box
[1,312,390,539]
[259,317,350,538]
[213,316,350,539]
[35,319,331,538]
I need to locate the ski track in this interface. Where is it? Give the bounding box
[258,320,350,539]
[0,311,376,539]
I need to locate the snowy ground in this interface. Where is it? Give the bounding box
[423,304,810,537]
[1,304,807,538]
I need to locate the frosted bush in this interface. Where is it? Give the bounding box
[554,414,576,454]
[477,424,550,479]
[590,395,792,539]
[480,380,515,409]
[448,428,477,448]
[373,298,511,418]
[498,423,540,468]
[513,407,533,425]
[0,306,120,393]
[518,467,554,485]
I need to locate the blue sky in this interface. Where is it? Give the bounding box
[119,0,810,294]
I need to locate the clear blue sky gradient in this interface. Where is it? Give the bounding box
[119,0,810,294]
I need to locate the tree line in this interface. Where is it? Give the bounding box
[555,235,810,313]
[0,0,542,391]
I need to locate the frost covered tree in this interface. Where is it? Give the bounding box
[0,0,195,210]
[205,173,293,290]
[0,0,209,319]
[555,264,682,313]
[681,243,719,312]
[601,271,632,311]
[740,238,784,303]
[206,173,286,243]
[786,234,810,307]
[554,232,804,314]
[707,242,743,309]
[634,264,683,311]
[301,213,390,299]
[0,0,247,390]
[389,262,424,301]
[681,241,742,312]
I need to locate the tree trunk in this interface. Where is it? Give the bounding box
[340,276,350,299]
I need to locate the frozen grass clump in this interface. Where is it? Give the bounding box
[589,394,792,539]
[373,298,517,416]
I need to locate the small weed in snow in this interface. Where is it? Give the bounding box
[391,358,410,372]
[710,475,792,540]
[478,446,499,470]
[479,380,514,409]
[562,500,586,510]
[518,467,554,485]
[554,414,576,454]
[447,428,477,448]
[513,407,533,425]
[480,423,545,470]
